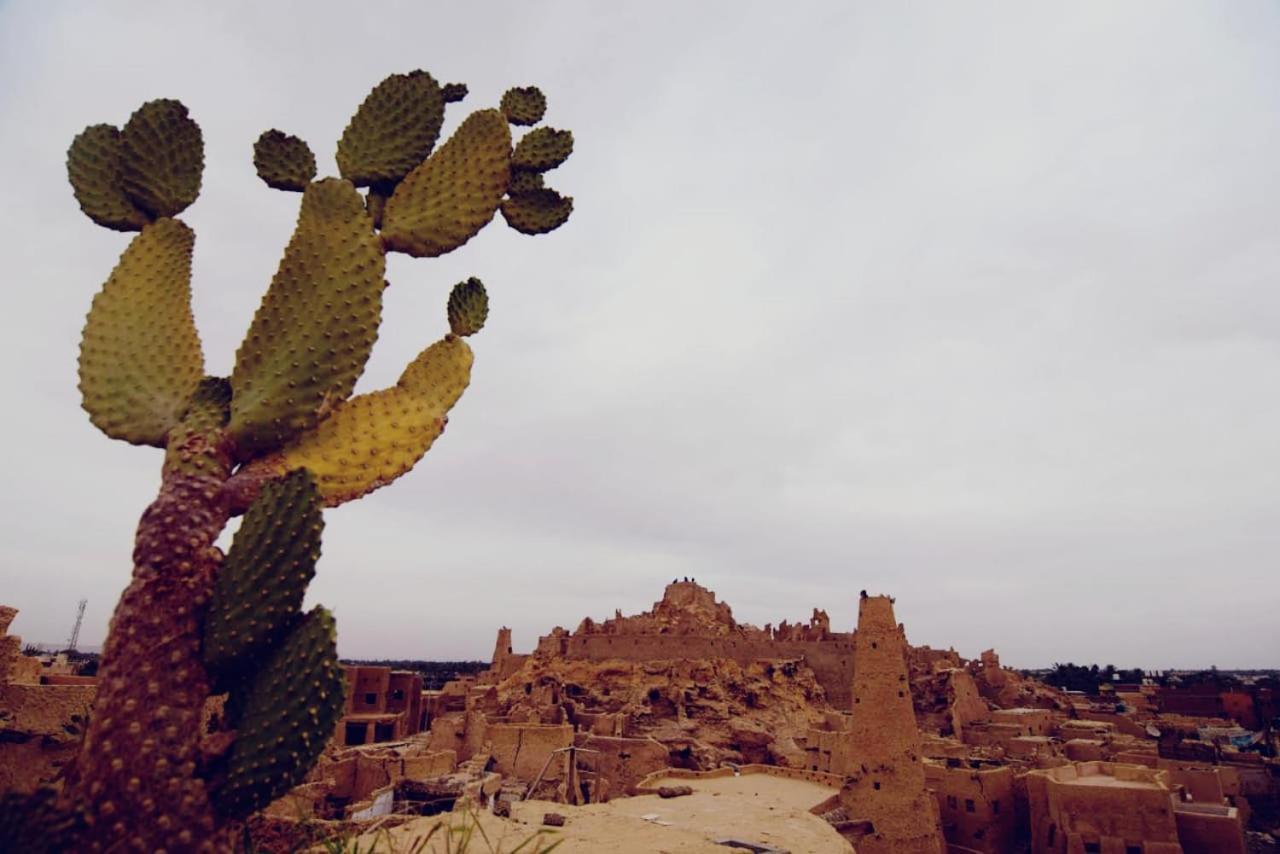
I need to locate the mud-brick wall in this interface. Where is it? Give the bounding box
[1175,805,1246,854]
[924,763,1017,854]
[562,635,856,709]
[486,722,573,780]
[575,734,669,795]
[0,683,96,793]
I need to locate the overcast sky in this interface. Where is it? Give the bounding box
[1,2,1277,669]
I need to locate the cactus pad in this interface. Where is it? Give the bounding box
[447,278,488,337]
[66,124,151,231]
[441,82,469,103]
[0,788,85,853]
[381,109,512,258]
[508,171,545,194]
[229,178,385,457]
[120,99,204,218]
[242,336,474,505]
[337,71,445,187]
[253,130,317,191]
[78,218,205,446]
[501,188,574,235]
[512,127,573,173]
[500,86,547,126]
[212,607,344,820]
[203,469,323,682]
[365,186,389,229]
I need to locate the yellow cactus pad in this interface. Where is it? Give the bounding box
[501,188,574,235]
[337,71,445,187]
[381,109,512,258]
[120,99,204,218]
[245,336,474,506]
[66,124,151,231]
[78,219,205,446]
[253,130,316,191]
[512,127,573,173]
[228,178,385,458]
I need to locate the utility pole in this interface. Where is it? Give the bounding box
[66,598,87,652]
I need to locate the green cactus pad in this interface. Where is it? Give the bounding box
[501,188,574,235]
[212,607,345,820]
[512,127,573,173]
[337,71,445,187]
[78,218,205,446]
[500,86,547,126]
[239,336,474,506]
[66,124,151,231]
[203,469,323,683]
[228,178,385,458]
[0,788,86,854]
[381,109,512,258]
[119,99,204,218]
[447,278,488,337]
[508,171,545,194]
[253,130,317,191]
[441,82,468,103]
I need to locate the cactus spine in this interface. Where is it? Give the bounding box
[43,75,574,851]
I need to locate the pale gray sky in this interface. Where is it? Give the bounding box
[1,2,1277,669]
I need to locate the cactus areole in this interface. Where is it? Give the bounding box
[46,74,574,851]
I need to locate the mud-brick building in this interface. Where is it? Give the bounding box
[336,666,424,747]
[1025,761,1245,853]
[925,759,1018,853]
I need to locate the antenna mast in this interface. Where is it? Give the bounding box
[66,598,87,652]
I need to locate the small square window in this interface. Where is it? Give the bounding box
[364,692,377,704]
[965,798,975,813]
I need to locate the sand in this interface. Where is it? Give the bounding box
[352,773,853,853]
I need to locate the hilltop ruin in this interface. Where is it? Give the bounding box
[2,581,1276,852]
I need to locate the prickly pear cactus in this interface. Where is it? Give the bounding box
[253,130,316,191]
[50,72,576,852]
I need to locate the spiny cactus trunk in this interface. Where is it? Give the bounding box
[67,416,234,852]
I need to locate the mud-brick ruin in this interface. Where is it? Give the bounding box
[2,583,1278,851]
[0,606,95,793]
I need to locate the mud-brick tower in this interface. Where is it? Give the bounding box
[838,593,943,853]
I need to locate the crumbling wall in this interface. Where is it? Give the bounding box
[486,722,573,781]
[560,634,855,708]
[925,762,1017,853]
[575,734,669,796]
[0,606,98,793]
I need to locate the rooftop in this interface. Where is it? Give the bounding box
[359,771,850,853]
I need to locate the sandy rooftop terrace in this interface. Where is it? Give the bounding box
[354,772,852,853]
